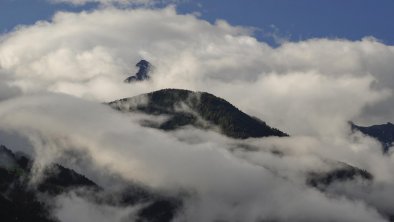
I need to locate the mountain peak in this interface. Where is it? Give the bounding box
[351,122,394,152]
[109,89,288,139]
[124,59,152,83]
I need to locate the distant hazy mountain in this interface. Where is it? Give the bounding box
[351,122,394,152]
[307,162,373,190]
[109,89,288,139]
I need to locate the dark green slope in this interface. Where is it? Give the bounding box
[109,89,288,139]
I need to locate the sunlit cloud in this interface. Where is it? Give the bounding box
[1,5,394,222]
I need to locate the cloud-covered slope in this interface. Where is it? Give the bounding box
[0,144,182,222]
[0,145,96,222]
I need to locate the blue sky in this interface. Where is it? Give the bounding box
[1,0,394,45]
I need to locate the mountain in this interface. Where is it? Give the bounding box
[109,89,288,139]
[351,122,394,152]
[0,145,181,222]
[124,60,152,83]
[0,145,98,193]
[0,145,98,222]
[307,162,373,190]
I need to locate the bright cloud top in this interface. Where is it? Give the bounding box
[49,0,176,6]
[1,6,394,222]
[0,7,393,135]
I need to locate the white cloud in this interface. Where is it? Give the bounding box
[0,6,394,222]
[0,93,390,222]
[49,0,149,6]
[0,82,21,101]
[0,7,393,136]
[48,0,179,7]
[55,192,140,222]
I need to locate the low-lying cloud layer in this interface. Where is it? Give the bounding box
[0,93,392,222]
[0,5,394,222]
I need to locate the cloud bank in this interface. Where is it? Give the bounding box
[0,5,394,222]
[0,93,391,222]
[0,7,393,135]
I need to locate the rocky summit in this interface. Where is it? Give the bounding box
[351,122,394,152]
[124,60,152,83]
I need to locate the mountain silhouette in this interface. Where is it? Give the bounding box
[109,88,288,139]
[351,122,394,152]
